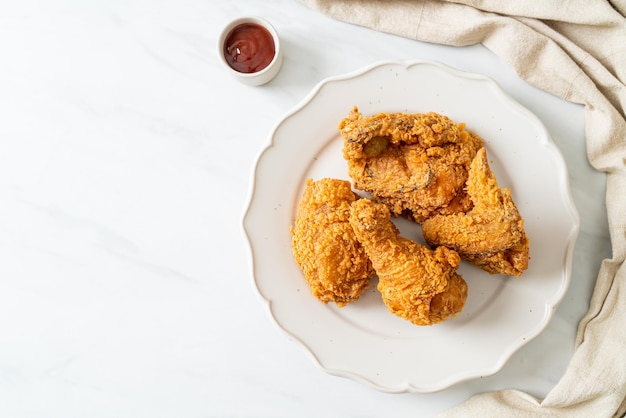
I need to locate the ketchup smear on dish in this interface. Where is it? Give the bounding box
[223,23,275,73]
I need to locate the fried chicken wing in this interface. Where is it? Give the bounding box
[291,178,374,307]
[339,107,483,223]
[349,199,468,325]
[422,148,529,276]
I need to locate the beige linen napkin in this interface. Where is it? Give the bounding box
[299,0,626,416]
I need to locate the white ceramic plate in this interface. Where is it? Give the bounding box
[242,60,580,393]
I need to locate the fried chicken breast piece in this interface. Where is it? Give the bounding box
[339,107,483,223]
[291,178,374,307]
[349,199,468,326]
[422,148,530,276]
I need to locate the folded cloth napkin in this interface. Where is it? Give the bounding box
[299,1,626,416]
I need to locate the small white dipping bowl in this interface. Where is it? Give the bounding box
[218,16,283,86]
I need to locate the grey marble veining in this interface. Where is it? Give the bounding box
[0,0,610,417]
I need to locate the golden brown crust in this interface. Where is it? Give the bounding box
[422,148,530,276]
[290,178,374,307]
[349,199,467,325]
[340,107,483,223]
[291,108,530,326]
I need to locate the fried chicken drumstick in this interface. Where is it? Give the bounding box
[349,199,468,325]
[422,148,530,276]
[291,178,374,307]
[340,107,484,223]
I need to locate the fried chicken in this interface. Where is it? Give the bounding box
[339,107,483,223]
[349,199,468,325]
[422,148,529,276]
[291,178,374,307]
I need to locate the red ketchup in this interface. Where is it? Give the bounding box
[223,23,275,73]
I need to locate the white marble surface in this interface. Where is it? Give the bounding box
[0,1,611,417]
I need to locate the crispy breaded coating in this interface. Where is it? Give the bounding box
[422,148,530,276]
[291,178,374,307]
[339,107,483,223]
[349,199,468,326]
